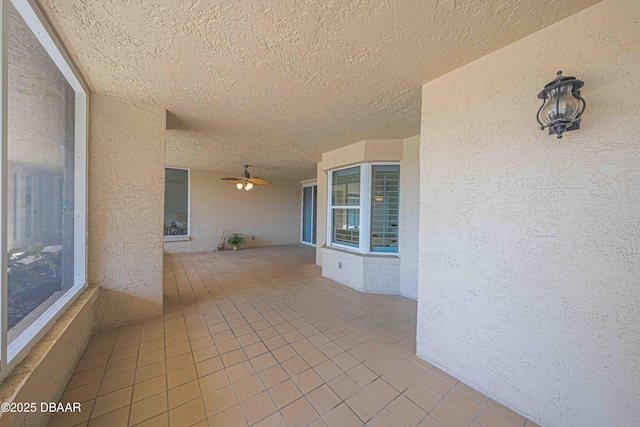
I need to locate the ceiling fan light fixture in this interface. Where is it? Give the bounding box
[221,165,271,190]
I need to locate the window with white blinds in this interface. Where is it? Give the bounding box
[328,163,399,254]
[370,165,399,252]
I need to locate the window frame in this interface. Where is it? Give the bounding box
[327,165,363,251]
[326,162,400,255]
[300,182,317,247]
[163,167,191,241]
[0,0,88,380]
[369,164,400,253]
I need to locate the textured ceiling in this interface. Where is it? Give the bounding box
[38,0,600,180]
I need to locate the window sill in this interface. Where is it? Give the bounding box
[164,235,190,242]
[322,245,400,261]
[0,287,98,426]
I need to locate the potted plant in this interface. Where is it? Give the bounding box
[227,233,245,250]
[217,230,226,251]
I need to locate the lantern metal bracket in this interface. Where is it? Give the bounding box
[549,121,580,135]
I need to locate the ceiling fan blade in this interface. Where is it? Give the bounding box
[220,177,241,181]
[226,181,241,184]
[249,177,271,185]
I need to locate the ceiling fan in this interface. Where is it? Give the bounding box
[220,165,271,191]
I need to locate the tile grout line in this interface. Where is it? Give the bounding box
[61,247,534,427]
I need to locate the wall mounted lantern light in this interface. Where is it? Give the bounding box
[536,71,586,139]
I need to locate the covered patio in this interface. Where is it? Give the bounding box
[52,246,534,427]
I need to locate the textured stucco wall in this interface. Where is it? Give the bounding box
[321,139,403,171]
[399,135,419,300]
[0,288,97,427]
[417,1,640,426]
[321,247,401,294]
[38,0,600,183]
[89,95,165,330]
[163,169,301,253]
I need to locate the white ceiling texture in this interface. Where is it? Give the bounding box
[38,0,599,180]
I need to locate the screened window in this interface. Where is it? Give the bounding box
[371,165,399,252]
[164,168,189,236]
[328,163,399,254]
[330,166,360,248]
[1,0,88,379]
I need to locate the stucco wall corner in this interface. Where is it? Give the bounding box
[363,139,403,162]
[399,135,420,300]
[88,94,165,330]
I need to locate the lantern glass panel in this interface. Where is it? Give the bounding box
[540,85,582,125]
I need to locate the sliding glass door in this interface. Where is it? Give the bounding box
[301,183,317,246]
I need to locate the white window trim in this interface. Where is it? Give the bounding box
[368,162,401,255]
[300,182,317,247]
[327,165,361,252]
[326,162,400,255]
[163,167,191,241]
[0,0,88,380]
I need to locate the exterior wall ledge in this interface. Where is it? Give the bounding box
[321,245,400,262]
[164,235,191,242]
[0,287,98,425]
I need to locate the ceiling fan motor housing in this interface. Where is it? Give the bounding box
[220,165,270,187]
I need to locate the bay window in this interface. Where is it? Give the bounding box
[0,0,88,380]
[328,164,399,254]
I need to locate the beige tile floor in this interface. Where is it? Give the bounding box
[49,245,540,427]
